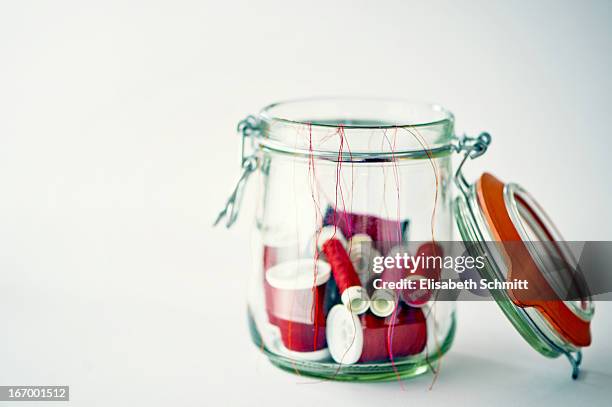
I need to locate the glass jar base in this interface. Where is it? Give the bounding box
[268,355,431,382]
[249,311,456,382]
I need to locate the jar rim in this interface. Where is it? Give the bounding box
[259,97,454,129]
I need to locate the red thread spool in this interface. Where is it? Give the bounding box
[326,303,427,364]
[319,226,370,315]
[263,238,302,325]
[265,259,331,354]
[400,242,443,307]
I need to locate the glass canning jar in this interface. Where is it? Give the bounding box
[216,97,593,382]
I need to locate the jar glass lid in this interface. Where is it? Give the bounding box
[455,168,593,379]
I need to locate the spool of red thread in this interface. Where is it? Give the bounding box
[263,237,302,325]
[319,226,370,315]
[326,303,427,364]
[399,242,443,307]
[265,259,331,356]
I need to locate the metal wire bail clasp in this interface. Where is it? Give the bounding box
[214,115,261,228]
[453,132,492,197]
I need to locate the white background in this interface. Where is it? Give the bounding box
[1,0,611,406]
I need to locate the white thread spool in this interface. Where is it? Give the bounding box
[348,233,381,285]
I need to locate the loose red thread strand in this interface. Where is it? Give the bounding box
[333,125,362,374]
[382,127,403,386]
[386,300,405,390]
[340,126,356,240]
[391,128,402,242]
[380,130,391,225]
[399,125,442,389]
[334,125,353,241]
[380,128,402,241]
[300,126,356,383]
[400,126,440,243]
[390,128,403,385]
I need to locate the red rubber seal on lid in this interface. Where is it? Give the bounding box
[476,173,591,347]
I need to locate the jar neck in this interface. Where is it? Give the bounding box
[255,98,455,162]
